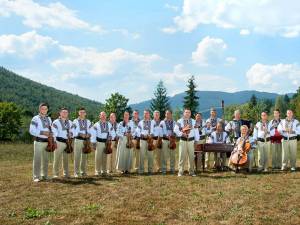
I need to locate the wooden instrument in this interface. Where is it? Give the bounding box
[82,129,92,154]
[104,133,113,154]
[126,133,134,149]
[64,128,73,154]
[114,137,119,148]
[134,138,140,149]
[229,137,251,167]
[182,125,192,135]
[168,135,176,150]
[157,137,162,149]
[147,135,155,151]
[46,125,56,152]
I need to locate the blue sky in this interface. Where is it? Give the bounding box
[0,0,300,103]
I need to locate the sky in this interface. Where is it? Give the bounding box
[0,0,300,104]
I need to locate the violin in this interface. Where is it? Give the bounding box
[135,138,140,149]
[157,137,163,149]
[46,126,56,152]
[126,132,134,149]
[104,133,113,154]
[64,128,73,154]
[168,135,177,150]
[82,130,92,154]
[147,135,155,151]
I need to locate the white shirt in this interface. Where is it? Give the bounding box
[91,121,112,143]
[195,119,206,137]
[278,118,300,138]
[109,121,118,140]
[52,118,74,140]
[29,115,52,138]
[160,119,176,137]
[268,119,281,137]
[117,121,134,139]
[72,118,92,137]
[174,118,200,141]
[225,120,242,138]
[209,131,229,144]
[137,119,152,137]
[150,119,162,137]
[253,121,270,140]
[131,119,140,138]
[206,117,222,131]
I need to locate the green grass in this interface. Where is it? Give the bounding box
[0,143,300,225]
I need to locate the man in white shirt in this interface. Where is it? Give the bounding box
[29,103,53,182]
[160,110,176,174]
[194,112,206,171]
[131,110,140,172]
[174,108,199,177]
[278,109,300,172]
[91,111,112,176]
[136,110,153,174]
[151,110,162,173]
[107,113,118,174]
[52,108,74,178]
[253,112,270,172]
[72,107,93,177]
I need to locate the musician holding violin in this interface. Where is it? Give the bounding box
[160,110,177,174]
[72,107,93,178]
[52,107,74,178]
[151,110,163,173]
[136,110,154,175]
[116,111,135,174]
[91,111,112,176]
[174,108,200,177]
[107,113,118,174]
[229,125,255,172]
[29,103,53,182]
[194,112,207,171]
[131,110,141,172]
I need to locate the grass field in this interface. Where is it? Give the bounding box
[0,143,300,225]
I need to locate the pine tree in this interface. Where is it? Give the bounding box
[249,94,257,108]
[150,80,170,120]
[183,75,199,116]
[104,92,131,122]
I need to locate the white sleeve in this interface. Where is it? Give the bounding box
[72,120,79,137]
[91,124,97,143]
[150,121,155,136]
[29,117,39,137]
[117,123,124,138]
[208,133,214,143]
[225,122,231,133]
[174,120,183,137]
[277,121,284,135]
[253,123,258,140]
[69,121,75,138]
[52,121,59,141]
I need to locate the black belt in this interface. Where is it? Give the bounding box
[96,137,107,143]
[35,137,48,142]
[199,136,206,140]
[75,136,89,141]
[162,137,169,140]
[257,137,270,142]
[152,136,158,140]
[180,137,194,141]
[283,136,297,141]
[134,137,140,140]
[56,137,67,143]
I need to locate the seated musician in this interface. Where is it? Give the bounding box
[229,125,255,172]
[204,121,213,168]
[208,122,230,169]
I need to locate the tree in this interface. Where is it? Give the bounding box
[274,95,288,114]
[290,87,300,119]
[183,75,199,116]
[249,94,257,108]
[150,80,170,120]
[104,93,131,122]
[0,102,22,141]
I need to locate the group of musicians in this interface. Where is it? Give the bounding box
[29,103,300,182]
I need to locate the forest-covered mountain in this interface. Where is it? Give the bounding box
[0,67,102,118]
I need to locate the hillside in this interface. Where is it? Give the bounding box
[0,67,103,118]
[130,90,293,118]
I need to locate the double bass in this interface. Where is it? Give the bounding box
[229,136,251,167]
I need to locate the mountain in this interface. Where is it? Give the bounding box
[130,90,294,118]
[0,67,102,119]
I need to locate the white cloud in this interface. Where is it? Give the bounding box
[168,0,300,38]
[191,36,235,66]
[161,27,178,34]
[246,63,300,93]
[0,0,105,33]
[0,31,57,58]
[240,29,250,36]
[51,45,161,77]
[165,3,179,12]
